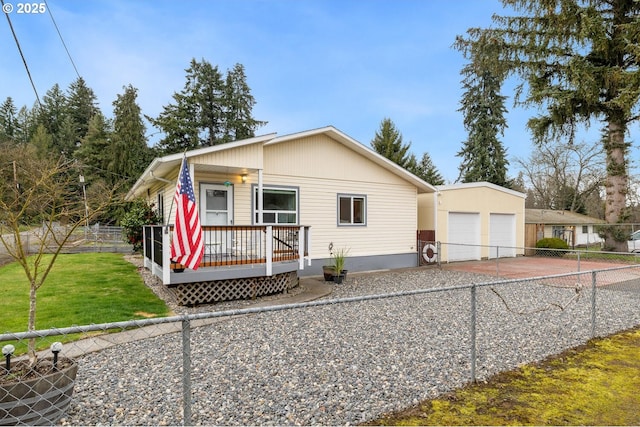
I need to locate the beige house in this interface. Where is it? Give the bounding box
[127,126,436,303]
[418,182,526,262]
[525,209,605,248]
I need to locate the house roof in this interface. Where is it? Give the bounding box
[436,181,526,198]
[267,126,437,194]
[525,209,606,225]
[126,126,436,200]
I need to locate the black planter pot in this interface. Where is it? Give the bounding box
[322,265,336,281]
[332,274,345,284]
[0,359,78,426]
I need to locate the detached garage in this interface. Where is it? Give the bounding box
[418,182,525,262]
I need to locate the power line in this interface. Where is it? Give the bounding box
[1,0,42,108]
[43,0,81,80]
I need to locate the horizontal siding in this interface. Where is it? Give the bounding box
[263,174,417,260]
[194,143,262,170]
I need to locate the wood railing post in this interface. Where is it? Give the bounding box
[266,226,273,276]
[162,226,171,284]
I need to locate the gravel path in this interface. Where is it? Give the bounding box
[61,267,640,426]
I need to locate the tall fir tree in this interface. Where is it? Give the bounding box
[371,118,417,171]
[75,111,112,184]
[35,84,74,157]
[412,152,445,185]
[109,85,150,188]
[149,59,266,154]
[456,65,510,187]
[67,77,99,144]
[455,0,640,251]
[223,63,266,142]
[0,97,18,142]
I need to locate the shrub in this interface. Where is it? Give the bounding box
[120,199,162,252]
[535,237,569,256]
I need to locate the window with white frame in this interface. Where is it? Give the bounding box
[338,194,366,225]
[156,192,164,223]
[254,187,298,224]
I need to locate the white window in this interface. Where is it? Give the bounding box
[338,194,366,226]
[254,187,298,224]
[156,192,164,223]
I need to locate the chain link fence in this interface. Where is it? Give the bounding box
[0,225,129,266]
[2,259,640,425]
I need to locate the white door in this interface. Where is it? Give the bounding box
[447,212,481,261]
[200,184,233,256]
[489,213,516,258]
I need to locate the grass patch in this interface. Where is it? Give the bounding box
[0,253,171,352]
[367,327,640,426]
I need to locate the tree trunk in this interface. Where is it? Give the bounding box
[603,119,629,251]
[28,283,37,364]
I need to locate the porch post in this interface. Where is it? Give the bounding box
[298,226,305,270]
[266,225,273,276]
[163,226,171,284]
[257,169,264,225]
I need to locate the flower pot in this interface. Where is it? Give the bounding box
[0,358,78,426]
[332,274,345,284]
[322,265,336,281]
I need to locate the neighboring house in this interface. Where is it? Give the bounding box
[525,209,605,248]
[126,126,436,304]
[418,182,527,262]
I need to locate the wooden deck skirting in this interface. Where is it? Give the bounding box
[170,271,299,305]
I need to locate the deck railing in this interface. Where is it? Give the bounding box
[143,224,310,277]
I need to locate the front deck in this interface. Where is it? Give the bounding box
[142,225,311,304]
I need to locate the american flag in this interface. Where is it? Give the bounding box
[170,156,204,270]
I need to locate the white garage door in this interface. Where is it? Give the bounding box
[489,213,516,258]
[447,212,481,261]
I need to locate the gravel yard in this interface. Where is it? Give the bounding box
[62,267,640,426]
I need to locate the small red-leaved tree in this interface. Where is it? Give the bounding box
[0,143,116,364]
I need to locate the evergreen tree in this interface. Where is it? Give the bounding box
[67,77,99,143]
[223,63,266,142]
[14,105,36,144]
[412,152,445,185]
[36,84,72,156]
[75,111,112,184]
[456,65,510,186]
[371,118,417,171]
[0,97,18,142]
[455,0,640,251]
[149,59,266,154]
[109,85,150,188]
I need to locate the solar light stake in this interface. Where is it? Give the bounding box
[51,342,63,370]
[2,344,15,372]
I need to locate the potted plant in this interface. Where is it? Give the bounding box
[1,342,78,426]
[0,144,114,425]
[331,247,349,284]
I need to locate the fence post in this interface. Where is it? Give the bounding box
[182,317,192,426]
[577,251,581,272]
[495,246,500,277]
[470,284,477,383]
[590,271,597,338]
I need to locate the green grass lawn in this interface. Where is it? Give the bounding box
[367,327,640,426]
[1,253,171,348]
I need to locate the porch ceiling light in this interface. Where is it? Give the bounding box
[241,174,247,184]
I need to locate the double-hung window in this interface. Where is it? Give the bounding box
[338,194,366,226]
[254,187,298,224]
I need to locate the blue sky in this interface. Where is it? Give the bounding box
[1,0,629,183]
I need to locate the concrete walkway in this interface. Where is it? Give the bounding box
[62,277,334,358]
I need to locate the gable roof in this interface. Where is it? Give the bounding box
[525,209,606,225]
[126,126,436,200]
[267,126,436,194]
[436,181,526,198]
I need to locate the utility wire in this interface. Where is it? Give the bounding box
[44,0,81,79]
[1,0,42,108]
